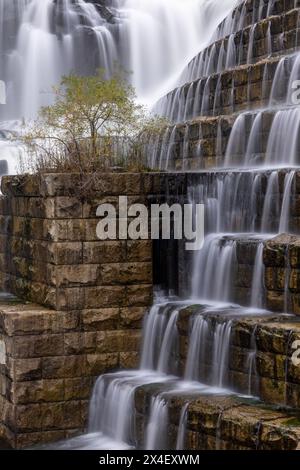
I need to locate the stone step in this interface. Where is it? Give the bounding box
[134,381,300,450]
[154,51,300,122]
[149,106,300,170]
[184,233,300,314]
[215,0,300,43]
[176,304,300,408]
[178,8,300,89]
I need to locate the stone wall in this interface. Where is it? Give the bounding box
[234,234,300,314]
[0,172,159,448]
[155,110,282,170]
[217,0,300,37]
[183,6,300,87]
[177,306,300,408]
[0,173,154,311]
[134,386,300,450]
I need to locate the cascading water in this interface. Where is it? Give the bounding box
[4,0,300,452]
[0,0,239,175]
[0,0,239,119]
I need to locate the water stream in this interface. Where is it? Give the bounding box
[2,0,300,451]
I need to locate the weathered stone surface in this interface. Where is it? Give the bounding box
[85,353,119,376]
[134,386,300,450]
[0,174,154,449]
[81,308,119,331]
[100,262,152,285]
[42,355,87,379]
[84,286,126,308]
[12,379,65,404]
[83,241,126,264]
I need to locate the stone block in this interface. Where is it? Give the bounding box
[51,242,83,265]
[100,262,152,285]
[8,334,64,359]
[82,241,126,264]
[56,287,85,310]
[126,285,153,307]
[64,377,93,401]
[42,355,87,379]
[55,197,83,218]
[84,286,126,309]
[85,353,119,376]
[56,265,100,287]
[12,379,65,404]
[119,307,145,328]
[64,332,97,355]
[81,308,119,331]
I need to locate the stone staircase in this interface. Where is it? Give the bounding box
[139,0,300,450]
[150,1,300,171]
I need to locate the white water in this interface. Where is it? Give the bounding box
[2,0,299,452]
[250,243,265,308]
[0,0,238,174]
[175,403,189,450]
[145,394,169,450]
[0,0,238,119]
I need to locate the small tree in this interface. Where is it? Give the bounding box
[21,69,166,175]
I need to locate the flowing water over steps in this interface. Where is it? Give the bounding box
[43,300,300,450]
[70,0,300,450]
[10,0,300,450]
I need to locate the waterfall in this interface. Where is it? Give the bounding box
[176,403,189,450]
[211,321,232,387]
[84,301,182,448]
[184,316,209,382]
[261,171,280,232]
[247,325,258,396]
[186,171,297,235]
[191,234,237,301]
[140,303,178,372]
[250,243,265,308]
[0,0,238,119]
[145,395,169,450]
[5,0,300,452]
[279,171,296,233]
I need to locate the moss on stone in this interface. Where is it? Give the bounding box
[282,417,300,427]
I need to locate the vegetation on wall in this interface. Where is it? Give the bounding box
[21,69,167,176]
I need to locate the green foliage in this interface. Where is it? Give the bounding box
[21,69,167,174]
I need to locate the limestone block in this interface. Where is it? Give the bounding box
[265,267,285,291]
[7,334,64,359]
[56,287,85,310]
[64,332,97,355]
[64,377,93,401]
[84,286,126,309]
[119,352,139,369]
[100,262,152,285]
[119,307,145,328]
[126,284,153,307]
[42,355,87,379]
[12,379,65,404]
[96,330,141,354]
[6,357,42,382]
[81,308,120,331]
[55,264,100,287]
[85,353,119,376]
[50,242,83,265]
[83,241,126,264]
[126,240,152,262]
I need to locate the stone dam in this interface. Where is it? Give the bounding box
[1,0,300,451]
